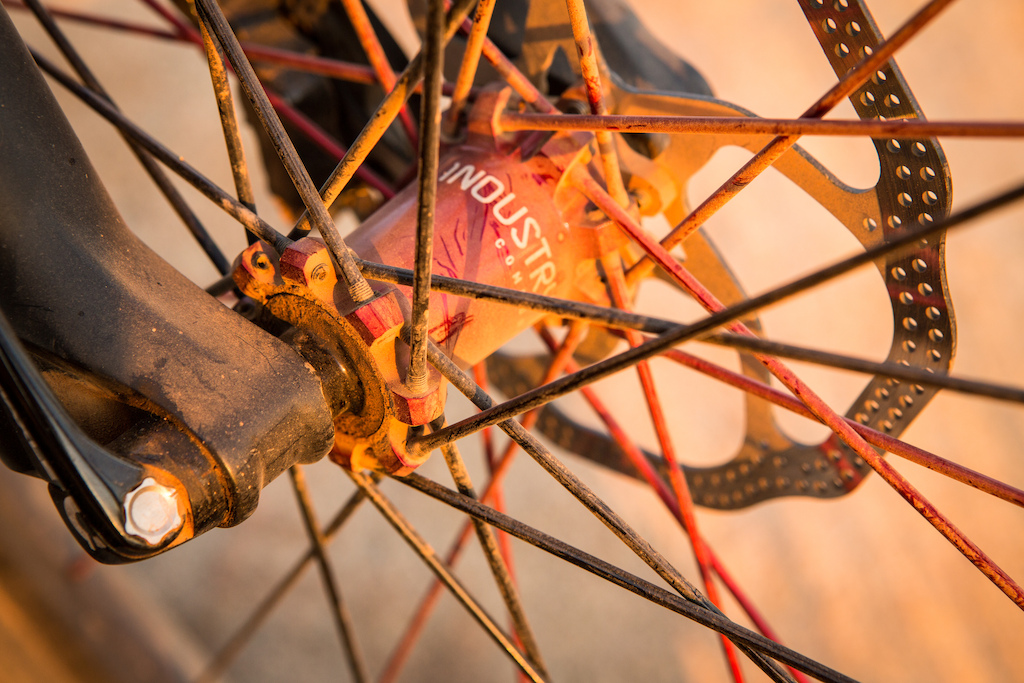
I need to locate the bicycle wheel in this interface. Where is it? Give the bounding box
[2,0,1024,681]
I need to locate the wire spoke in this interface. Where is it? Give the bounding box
[532,326,808,683]
[198,477,378,683]
[23,0,230,274]
[443,0,496,136]
[408,177,1024,452]
[628,0,957,283]
[414,333,797,682]
[394,473,854,683]
[337,0,418,145]
[345,470,545,682]
[289,0,479,236]
[288,467,368,683]
[658,347,1024,509]
[406,0,446,393]
[192,0,373,302]
[498,112,1024,138]
[431,416,548,677]
[582,166,1024,611]
[565,0,629,206]
[32,50,292,252]
[601,263,746,683]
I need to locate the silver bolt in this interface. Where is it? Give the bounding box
[123,477,183,547]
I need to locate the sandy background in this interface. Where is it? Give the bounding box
[4,0,1024,681]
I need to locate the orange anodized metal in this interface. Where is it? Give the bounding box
[236,86,626,474]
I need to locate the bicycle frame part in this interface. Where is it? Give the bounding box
[0,7,335,563]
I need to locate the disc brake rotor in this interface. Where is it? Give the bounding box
[483,0,955,508]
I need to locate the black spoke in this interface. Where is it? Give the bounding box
[394,472,853,683]
[191,0,373,302]
[23,0,230,274]
[409,178,1024,453]
[198,477,378,683]
[289,467,368,683]
[31,49,291,253]
[410,333,796,682]
[431,416,548,676]
[345,470,545,682]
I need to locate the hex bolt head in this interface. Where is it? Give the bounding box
[123,477,183,547]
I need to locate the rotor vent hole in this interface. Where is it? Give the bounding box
[884,94,902,109]
[903,317,918,331]
[846,21,861,36]
[912,142,928,157]
[903,339,917,352]
[921,166,937,181]
[887,215,902,229]
[912,258,928,273]
[918,213,934,225]
[896,165,911,179]
[834,0,850,11]
[822,18,838,33]
[923,190,938,205]
[898,192,913,207]
[926,306,941,320]
[872,70,888,85]
[891,266,907,281]
[860,46,873,59]
[899,292,914,305]
[887,139,901,153]
[928,328,944,342]
[835,43,851,58]
[863,217,878,232]
[860,91,876,106]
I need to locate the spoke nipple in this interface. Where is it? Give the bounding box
[123,477,183,547]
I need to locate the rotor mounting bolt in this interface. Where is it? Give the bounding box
[123,477,183,547]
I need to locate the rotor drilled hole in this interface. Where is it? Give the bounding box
[860,91,876,106]
[921,166,936,181]
[891,266,907,281]
[922,190,938,205]
[912,142,928,157]
[846,21,861,35]
[887,215,903,229]
[918,213,934,225]
[822,17,838,33]
[896,165,911,179]
[835,43,851,58]
[918,283,933,296]
[898,192,913,207]
[903,317,918,331]
[926,306,941,320]
[887,139,901,153]
[884,94,902,108]
[912,258,928,273]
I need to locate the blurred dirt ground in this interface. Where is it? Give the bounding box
[3,0,1024,681]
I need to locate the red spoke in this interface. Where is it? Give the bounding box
[578,171,1024,610]
[602,259,745,683]
[627,0,958,284]
[535,327,808,683]
[498,111,1024,139]
[656,345,1024,509]
[338,0,418,145]
[378,327,585,683]
[565,0,629,206]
